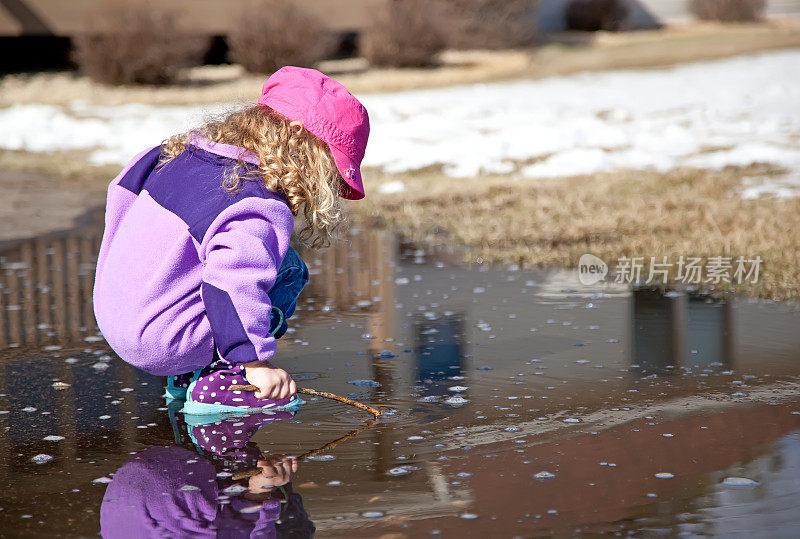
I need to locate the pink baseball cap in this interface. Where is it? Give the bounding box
[257,66,370,200]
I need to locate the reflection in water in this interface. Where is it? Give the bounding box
[101,408,313,538]
[414,314,467,401]
[0,229,101,347]
[1,221,800,537]
[632,288,734,374]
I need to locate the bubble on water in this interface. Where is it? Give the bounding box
[327,480,343,486]
[722,477,758,486]
[216,472,232,478]
[362,511,384,518]
[120,388,134,392]
[223,484,248,495]
[563,418,581,424]
[504,426,521,433]
[395,277,410,285]
[646,493,658,498]
[387,465,418,476]
[456,472,472,478]
[93,477,113,484]
[22,406,37,413]
[348,379,381,388]
[732,392,748,398]
[576,360,590,364]
[662,433,674,438]
[360,333,375,340]
[98,415,111,420]
[418,396,439,403]
[608,338,619,343]
[408,435,424,441]
[533,471,555,480]
[43,345,62,352]
[445,396,469,406]
[84,335,103,343]
[92,362,110,371]
[473,287,486,294]
[655,473,674,479]
[306,454,335,462]
[65,357,78,364]
[31,454,53,464]
[477,366,493,371]
[378,350,396,359]
[448,386,468,392]
[51,381,71,390]
[180,485,199,492]
[43,435,65,442]
[460,513,479,519]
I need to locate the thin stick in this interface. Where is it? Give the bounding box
[224,384,383,417]
[231,420,377,481]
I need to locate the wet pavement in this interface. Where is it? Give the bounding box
[1,218,800,537]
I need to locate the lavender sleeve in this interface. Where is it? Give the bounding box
[199,197,295,365]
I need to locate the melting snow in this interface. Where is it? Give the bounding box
[2,52,798,194]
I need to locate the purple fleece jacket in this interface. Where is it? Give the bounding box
[93,136,294,376]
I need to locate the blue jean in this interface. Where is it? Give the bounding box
[267,246,309,339]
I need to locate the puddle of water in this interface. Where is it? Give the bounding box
[1,220,800,536]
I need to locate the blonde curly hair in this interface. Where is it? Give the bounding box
[160,105,346,248]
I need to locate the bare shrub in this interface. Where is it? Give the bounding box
[361,0,446,67]
[71,1,209,85]
[227,0,336,74]
[565,0,630,31]
[688,0,766,22]
[435,0,539,49]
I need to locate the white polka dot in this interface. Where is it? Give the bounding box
[211,393,216,397]
[199,395,205,400]
[203,386,208,390]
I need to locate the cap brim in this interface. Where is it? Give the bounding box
[329,145,365,200]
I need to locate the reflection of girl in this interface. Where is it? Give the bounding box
[101,412,314,538]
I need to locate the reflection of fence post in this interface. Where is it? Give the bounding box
[723,296,736,369]
[0,269,7,349]
[0,363,7,481]
[51,240,67,341]
[5,266,23,346]
[66,236,81,339]
[35,239,53,340]
[80,235,98,333]
[20,242,38,346]
[367,232,397,477]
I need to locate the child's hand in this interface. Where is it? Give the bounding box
[248,456,298,493]
[243,360,297,400]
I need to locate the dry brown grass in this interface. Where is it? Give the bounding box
[1,147,797,299]
[351,166,800,300]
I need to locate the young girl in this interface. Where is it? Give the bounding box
[93,66,370,414]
